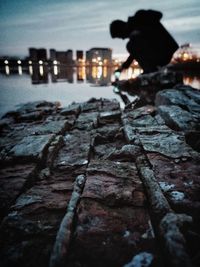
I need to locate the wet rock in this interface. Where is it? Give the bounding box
[105,144,142,161]
[60,103,81,116]
[82,160,145,207]
[0,164,37,221]
[146,153,200,217]
[26,120,71,135]
[67,199,155,267]
[93,123,123,144]
[74,112,99,130]
[98,110,121,125]
[139,132,196,158]
[155,88,199,113]
[159,212,193,267]
[123,251,154,267]
[17,110,44,122]
[8,134,55,162]
[81,99,101,113]
[46,135,64,168]
[101,98,120,111]
[54,130,90,173]
[49,175,86,267]
[157,105,198,131]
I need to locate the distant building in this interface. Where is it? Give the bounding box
[86,48,112,66]
[29,48,47,63]
[76,50,84,65]
[50,49,73,65]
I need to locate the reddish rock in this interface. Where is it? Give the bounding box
[0,164,37,221]
[82,160,146,207]
[67,199,156,267]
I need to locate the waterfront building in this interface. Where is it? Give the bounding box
[76,50,84,66]
[29,48,47,64]
[86,48,112,66]
[50,49,73,66]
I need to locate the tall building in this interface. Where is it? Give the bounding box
[29,48,47,63]
[76,50,84,65]
[50,49,73,65]
[86,48,112,66]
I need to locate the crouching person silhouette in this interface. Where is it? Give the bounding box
[110,9,179,74]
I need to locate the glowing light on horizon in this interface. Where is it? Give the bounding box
[18,66,22,75]
[39,65,44,76]
[29,60,32,64]
[5,65,10,75]
[4,60,9,64]
[17,60,21,64]
[53,65,58,75]
[39,60,43,65]
[29,65,33,75]
[53,60,58,65]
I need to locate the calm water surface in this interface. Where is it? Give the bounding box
[0,66,199,118]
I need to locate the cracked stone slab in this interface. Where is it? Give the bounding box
[98,110,121,125]
[74,112,99,130]
[26,120,72,135]
[8,134,55,162]
[139,132,197,158]
[67,199,156,267]
[82,160,145,207]
[60,103,81,116]
[54,130,90,172]
[158,105,198,131]
[0,164,37,221]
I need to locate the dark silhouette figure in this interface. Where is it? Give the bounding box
[110,10,179,73]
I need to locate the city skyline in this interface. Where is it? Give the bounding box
[0,0,200,57]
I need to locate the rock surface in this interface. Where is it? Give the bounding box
[0,82,200,267]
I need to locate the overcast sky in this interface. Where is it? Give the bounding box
[0,0,200,57]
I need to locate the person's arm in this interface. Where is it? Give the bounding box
[116,54,134,72]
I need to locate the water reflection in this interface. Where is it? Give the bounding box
[0,65,200,89]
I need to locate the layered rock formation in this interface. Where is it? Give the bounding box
[0,82,199,267]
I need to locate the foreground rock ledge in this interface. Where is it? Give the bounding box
[0,85,200,267]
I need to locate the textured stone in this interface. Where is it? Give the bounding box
[82,160,145,207]
[8,134,55,162]
[26,120,71,135]
[158,105,198,131]
[98,110,121,125]
[54,130,90,172]
[60,103,80,116]
[67,199,155,267]
[105,144,142,161]
[0,164,37,221]
[155,89,199,113]
[146,153,200,216]
[139,132,196,158]
[75,112,99,130]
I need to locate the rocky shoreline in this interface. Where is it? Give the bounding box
[0,78,200,267]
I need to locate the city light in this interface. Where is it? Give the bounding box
[17,60,21,64]
[39,60,43,65]
[4,60,9,64]
[29,60,32,64]
[18,66,22,75]
[53,60,58,65]
[29,65,33,75]
[5,65,10,75]
[39,65,44,76]
[53,65,58,75]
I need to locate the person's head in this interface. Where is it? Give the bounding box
[110,20,129,39]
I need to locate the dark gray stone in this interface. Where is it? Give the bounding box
[60,103,80,116]
[139,132,196,158]
[158,105,198,131]
[9,134,55,161]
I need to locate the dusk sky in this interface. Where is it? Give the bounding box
[0,0,200,57]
